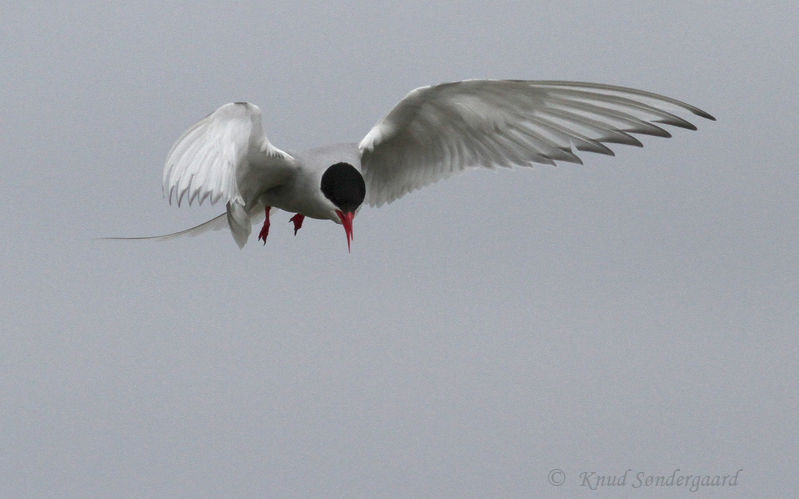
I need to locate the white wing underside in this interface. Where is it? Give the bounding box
[161,102,293,247]
[359,80,715,206]
[162,102,292,207]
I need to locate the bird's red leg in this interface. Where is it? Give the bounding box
[258,206,271,245]
[289,214,305,236]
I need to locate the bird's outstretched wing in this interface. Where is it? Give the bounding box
[358,80,715,206]
[162,102,293,207]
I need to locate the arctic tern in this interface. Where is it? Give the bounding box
[133,80,715,251]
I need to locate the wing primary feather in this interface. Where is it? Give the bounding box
[541,107,645,147]
[163,119,206,194]
[545,97,674,137]
[167,123,209,204]
[188,145,217,205]
[530,81,716,121]
[544,88,699,130]
[505,124,583,165]
[491,132,534,166]
[523,117,615,156]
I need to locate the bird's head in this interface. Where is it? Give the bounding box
[321,162,366,252]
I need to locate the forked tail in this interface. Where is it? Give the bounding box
[98,213,228,242]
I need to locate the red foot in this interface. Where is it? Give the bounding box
[258,206,271,245]
[289,214,305,236]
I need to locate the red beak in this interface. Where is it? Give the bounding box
[336,210,355,252]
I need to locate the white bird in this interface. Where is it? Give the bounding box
[144,80,715,251]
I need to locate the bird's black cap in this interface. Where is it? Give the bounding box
[321,162,365,213]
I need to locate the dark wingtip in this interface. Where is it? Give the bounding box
[693,108,716,121]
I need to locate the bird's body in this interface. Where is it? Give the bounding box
[261,143,362,220]
[146,80,715,250]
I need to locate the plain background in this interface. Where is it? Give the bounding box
[2,1,797,497]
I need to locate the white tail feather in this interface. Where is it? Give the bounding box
[99,213,229,242]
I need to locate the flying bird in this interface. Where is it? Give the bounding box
[145,80,714,250]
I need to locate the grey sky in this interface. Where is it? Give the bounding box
[2,1,797,497]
